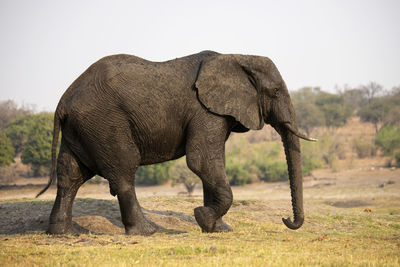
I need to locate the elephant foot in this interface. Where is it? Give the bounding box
[47,223,79,235]
[194,206,232,233]
[125,218,158,236]
[214,218,233,232]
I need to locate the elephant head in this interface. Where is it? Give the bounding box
[195,54,316,230]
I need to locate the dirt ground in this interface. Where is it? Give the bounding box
[0,155,399,236]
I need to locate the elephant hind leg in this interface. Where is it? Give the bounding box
[106,171,158,235]
[102,145,157,236]
[115,180,158,236]
[48,143,93,235]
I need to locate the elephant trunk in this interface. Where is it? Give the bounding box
[281,127,304,230]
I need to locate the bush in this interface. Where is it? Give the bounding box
[226,160,252,185]
[319,136,343,168]
[0,131,14,167]
[170,158,199,196]
[301,135,345,175]
[0,165,17,184]
[258,161,288,182]
[375,125,400,155]
[301,140,324,176]
[302,156,323,176]
[20,114,53,177]
[352,138,377,158]
[226,137,289,185]
[6,114,40,155]
[393,150,400,168]
[135,161,173,185]
[375,125,400,166]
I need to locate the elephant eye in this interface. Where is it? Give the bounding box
[265,87,279,97]
[273,88,279,97]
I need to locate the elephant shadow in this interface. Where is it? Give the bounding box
[0,198,197,235]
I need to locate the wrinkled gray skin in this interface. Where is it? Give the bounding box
[38,51,315,235]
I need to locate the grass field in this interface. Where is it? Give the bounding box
[1,164,399,266]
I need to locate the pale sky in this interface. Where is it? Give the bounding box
[0,0,399,111]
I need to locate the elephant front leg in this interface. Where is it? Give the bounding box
[194,178,233,233]
[187,147,233,233]
[185,113,234,233]
[201,185,233,232]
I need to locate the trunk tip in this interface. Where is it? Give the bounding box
[282,216,304,230]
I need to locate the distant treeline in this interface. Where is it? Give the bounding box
[293,83,400,135]
[0,82,399,188]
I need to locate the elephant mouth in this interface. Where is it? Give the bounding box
[283,123,317,142]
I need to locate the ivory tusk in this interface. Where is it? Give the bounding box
[284,123,318,142]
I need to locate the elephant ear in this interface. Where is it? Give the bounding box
[195,54,263,130]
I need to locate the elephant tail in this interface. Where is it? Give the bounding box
[36,111,61,198]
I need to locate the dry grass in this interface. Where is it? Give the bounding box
[1,197,399,266]
[1,166,400,267]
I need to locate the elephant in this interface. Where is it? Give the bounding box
[37,50,316,235]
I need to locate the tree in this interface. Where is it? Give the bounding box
[20,114,53,176]
[358,98,388,132]
[0,100,32,130]
[293,100,325,136]
[6,114,40,155]
[383,105,400,127]
[315,93,352,128]
[391,85,400,95]
[383,89,400,127]
[170,158,199,196]
[291,87,352,131]
[358,88,400,132]
[361,82,383,104]
[291,87,325,135]
[0,131,14,167]
[339,88,367,113]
